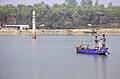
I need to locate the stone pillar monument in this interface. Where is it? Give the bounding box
[32,11,36,39]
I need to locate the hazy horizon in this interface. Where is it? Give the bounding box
[0,0,120,6]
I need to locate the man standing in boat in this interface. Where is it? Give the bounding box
[99,34,110,54]
[100,34,106,47]
[97,34,106,52]
[95,36,99,49]
[95,34,106,51]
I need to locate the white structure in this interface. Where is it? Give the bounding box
[32,11,36,39]
[32,11,36,30]
[5,25,29,30]
[88,24,92,27]
[40,24,45,27]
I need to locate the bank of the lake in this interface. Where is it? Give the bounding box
[0,28,120,35]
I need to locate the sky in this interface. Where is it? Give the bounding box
[0,0,120,6]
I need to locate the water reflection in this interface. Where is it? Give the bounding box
[32,39,37,79]
[76,53,107,79]
[94,55,107,79]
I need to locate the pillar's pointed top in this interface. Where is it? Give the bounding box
[33,11,35,15]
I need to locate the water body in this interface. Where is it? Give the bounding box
[0,35,120,79]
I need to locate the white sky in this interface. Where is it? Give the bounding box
[0,0,120,6]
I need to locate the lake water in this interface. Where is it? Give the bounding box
[0,35,120,79]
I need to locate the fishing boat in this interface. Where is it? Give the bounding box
[75,45,108,55]
[83,29,97,34]
[83,31,97,34]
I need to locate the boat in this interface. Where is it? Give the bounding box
[83,31,97,34]
[83,29,97,34]
[75,45,108,55]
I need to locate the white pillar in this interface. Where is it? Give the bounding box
[32,11,36,39]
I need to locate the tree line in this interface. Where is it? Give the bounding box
[0,0,120,29]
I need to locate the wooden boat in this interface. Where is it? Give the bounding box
[75,45,108,55]
[83,31,97,34]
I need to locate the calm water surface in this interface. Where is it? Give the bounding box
[0,35,120,79]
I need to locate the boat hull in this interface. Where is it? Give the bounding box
[76,47,108,55]
[83,31,97,34]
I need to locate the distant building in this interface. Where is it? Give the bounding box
[5,25,29,30]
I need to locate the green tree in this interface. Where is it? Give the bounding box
[95,0,99,6]
[0,2,120,29]
[0,6,9,23]
[65,0,78,5]
[86,0,93,6]
[81,0,86,6]
[108,2,113,7]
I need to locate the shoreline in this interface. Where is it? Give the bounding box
[0,28,120,36]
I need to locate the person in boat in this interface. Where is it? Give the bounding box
[79,44,85,49]
[98,40,103,51]
[100,34,106,47]
[95,36,99,49]
[97,34,106,52]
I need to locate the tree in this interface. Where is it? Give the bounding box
[65,0,77,5]
[0,6,9,23]
[95,0,99,6]
[108,2,113,7]
[0,2,120,28]
[81,0,86,6]
[86,0,93,6]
